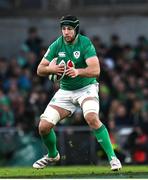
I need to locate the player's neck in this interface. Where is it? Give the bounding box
[64,35,78,45]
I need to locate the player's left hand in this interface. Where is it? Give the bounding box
[65,67,79,78]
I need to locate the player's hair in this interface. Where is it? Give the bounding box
[60,15,79,36]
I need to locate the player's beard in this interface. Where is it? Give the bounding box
[64,35,76,43]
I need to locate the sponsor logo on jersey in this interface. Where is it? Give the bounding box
[73,51,80,59]
[58,52,66,57]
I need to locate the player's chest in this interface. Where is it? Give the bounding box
[57,46,83,65]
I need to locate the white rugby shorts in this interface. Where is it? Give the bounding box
[49,83,99,114]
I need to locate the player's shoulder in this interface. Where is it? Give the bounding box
[51,36,63,45]
[56,36,63,43]
[78,34,92,47]
[48,36,63,50]
[78,34,91,42]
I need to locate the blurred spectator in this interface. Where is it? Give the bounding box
[0,90,14,127]
[134,35,148,57]
[125,126,148,164]
[123,44,135,62]
[114,103,133,127]
[0,57,9,82]
[17,44,30,68]
[107,34,123,61]
[91,35,104,56]
[99,83,112,122]
[25,26,43,56]
[18,67,32,92]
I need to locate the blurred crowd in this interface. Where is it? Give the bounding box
[0,27,148,164]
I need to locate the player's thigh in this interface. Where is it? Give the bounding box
[77,83,99,106]
[50,105,71,119]
[50,88,76,114]
[76,84,100,119]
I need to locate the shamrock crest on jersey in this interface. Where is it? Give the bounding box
[73,51,80,59]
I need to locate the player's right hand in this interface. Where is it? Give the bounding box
[48,58,65,76]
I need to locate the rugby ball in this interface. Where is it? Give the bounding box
[48,60,66,82]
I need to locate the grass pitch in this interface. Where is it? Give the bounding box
[0,165,148,178]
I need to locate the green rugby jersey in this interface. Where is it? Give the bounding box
[44,34,98,90]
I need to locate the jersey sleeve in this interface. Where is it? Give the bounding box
[84,40,97,60]
[44,41,58,62]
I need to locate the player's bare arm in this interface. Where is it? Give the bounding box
[37,58,65,77]
[65,56,100,78]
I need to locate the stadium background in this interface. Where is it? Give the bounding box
[0,0,147,167]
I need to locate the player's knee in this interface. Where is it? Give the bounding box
[39,120,54,135]
[85,112,101,129]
